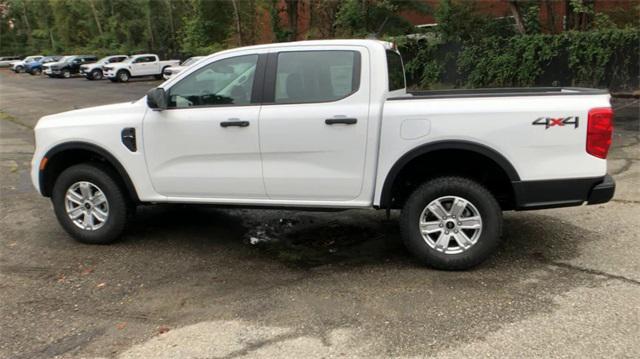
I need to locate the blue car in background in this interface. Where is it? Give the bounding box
[25,56,62,75]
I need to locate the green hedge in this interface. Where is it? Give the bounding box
[401,28,640,90]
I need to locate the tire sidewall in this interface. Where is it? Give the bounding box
[91,69,102,80]
[401,177,502,270]
[118,70,129,82]
[52,164,128,244]
[62,69,71,78]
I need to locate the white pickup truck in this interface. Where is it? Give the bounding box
[104,54,179,82]
[31,40,615,269]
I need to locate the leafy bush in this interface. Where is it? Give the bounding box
[402,27,639,90]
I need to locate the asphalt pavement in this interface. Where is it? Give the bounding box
[0,69,638,358]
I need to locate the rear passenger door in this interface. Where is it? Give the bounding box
[258,46,370,201]
[132,56,156,76]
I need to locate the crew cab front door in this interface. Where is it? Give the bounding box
[258,47,370,201]
[143,52,266,199]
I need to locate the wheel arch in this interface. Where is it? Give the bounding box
[40,141,140,203]
[378,140,520,209]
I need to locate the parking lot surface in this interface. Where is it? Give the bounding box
[1,69,639,358]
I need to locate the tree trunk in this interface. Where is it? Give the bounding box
[88,0,104,40]
[165,0,176,55]
[146,1,155,51]
[508,1,526,34]
[543,0,556,33]
[564,0,574,31]
[231,0,243,46]
[285,0,299,41]
[21,0,33,45]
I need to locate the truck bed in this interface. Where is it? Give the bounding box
[390,87,608,100]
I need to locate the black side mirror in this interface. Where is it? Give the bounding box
[147,88,167,110]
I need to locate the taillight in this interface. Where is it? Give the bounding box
[586,107,613,159]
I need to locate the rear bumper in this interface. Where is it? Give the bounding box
[513,175,615,210]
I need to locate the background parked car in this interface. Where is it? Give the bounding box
[25,56,63,75]
[11,55,43,73]
[80,55,128,80]
[43,55,98,78]
[0,56,21,68]
[162,56,204,80]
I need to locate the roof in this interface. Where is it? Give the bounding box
[209,39,394,57]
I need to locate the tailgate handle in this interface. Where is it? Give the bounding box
[220,119,250,128]
[325,118,357,125]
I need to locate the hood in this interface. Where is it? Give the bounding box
[44,61,66,68]
[36,101,144,130]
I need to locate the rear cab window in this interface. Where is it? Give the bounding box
[386,50,405,92]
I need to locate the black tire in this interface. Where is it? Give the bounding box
[155,67,168,80]
[117,70,129,82]
[400,176,502,270]
[91,69,103,80]
[15,65,24,73]
[62,69,71,78]
[51,163,130,244]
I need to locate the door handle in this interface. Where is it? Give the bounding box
[325,118,357,125]
[220,120,250,128]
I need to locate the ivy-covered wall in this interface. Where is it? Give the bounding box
[401,28,640,91]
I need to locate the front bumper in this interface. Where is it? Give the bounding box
[513,175,615,210]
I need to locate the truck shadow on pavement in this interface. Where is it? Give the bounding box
[124,204,590,271]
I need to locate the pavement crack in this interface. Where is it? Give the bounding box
[220,331,305,359]
[547,261,640,286]
[610,198,640,204]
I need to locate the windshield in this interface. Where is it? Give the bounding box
[97,56,121,64]
[58,56,74,63]
[182,57,203,67]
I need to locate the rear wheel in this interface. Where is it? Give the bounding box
[91,69,103,80]
[400,176,502,270]
[52,164,129,244]
[14,65,24,73]
[30,68,42,75]
[62,69,71,78]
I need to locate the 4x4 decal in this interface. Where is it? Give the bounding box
[532,116,579,129]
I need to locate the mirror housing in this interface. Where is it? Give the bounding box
[147,88,167,111]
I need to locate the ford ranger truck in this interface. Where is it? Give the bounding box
[30,40,615,270]
[103,54,180,82]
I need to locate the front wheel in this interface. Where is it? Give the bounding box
[62,69,71,78]
[117,70,129,82]
[400,177,502,270]
[14,65,24,73]
[52,163,130,244]
[91,69,103,80]
[30,68,42,75]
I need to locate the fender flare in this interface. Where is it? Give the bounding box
[40,141,140,202]
[378,140,520,208]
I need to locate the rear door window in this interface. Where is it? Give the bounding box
[273,50,360,104]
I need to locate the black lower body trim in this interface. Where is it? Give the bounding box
[513,175,615,210]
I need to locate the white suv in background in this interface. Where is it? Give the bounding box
[80,55,129,80]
